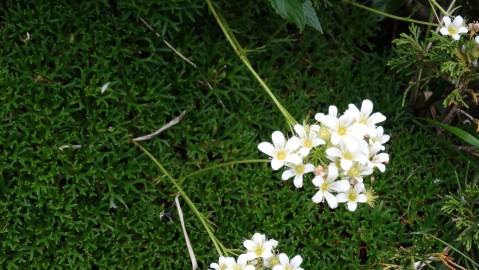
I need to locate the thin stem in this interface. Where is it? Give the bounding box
[181,159,269,182]
[429,0,449,16]
[132,141,227,256]
[343,0,439,27]
[205,0,297,127]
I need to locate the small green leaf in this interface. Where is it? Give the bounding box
[303,0,323,33]
[420,118,479,148]
[269,0,322,33]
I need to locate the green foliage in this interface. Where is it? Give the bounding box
[441,179,479,254]
[389,25,479,109]
[421,118,479,148]
[268,0,323,32]
[0,0,472,269]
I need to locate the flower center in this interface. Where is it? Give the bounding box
[295,165,305,174]
[284,265,294,270]
[254,244,264,256]
[303,138,313,148]
[321,181,329,191]
[359,116,368,125]
[319,126,330,140]
[448,25,458,35]
[348,165,360,177]
[338,126,346,136]
[343,151,353,160]
[347,191,358,201]
[276,150,287,160]
[268,256,280,267]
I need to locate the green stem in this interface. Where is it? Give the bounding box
[132,141,228,256]
[181,159,269,182]
[205,0,297,127]
[429,0,449,16]
[343,0,439,27]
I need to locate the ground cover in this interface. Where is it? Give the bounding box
[0,1,473,269]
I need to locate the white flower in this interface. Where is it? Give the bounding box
[315,106,339,143]
[326,141,369,171]
[475,36,479,44]
[440,16,468,40]
[294,124,325,156]
[368,126,390,152]
[258,131,301,170]
[225,254,255,270]
[322,113,364,151]
[336,183,367,212]
[314,105,338,123]
[346,99,386,137]
[211,256,235,270]
[264,255,281,268]
[281,161,315,188]
[312,163,350,209]
[243,233,278,260]
[368,152,389,173]
[342,162,373,182]
[272,254,303,270]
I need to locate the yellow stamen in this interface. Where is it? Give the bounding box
[276,150,286,160]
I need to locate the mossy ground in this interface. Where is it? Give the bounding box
[0,1,470,269]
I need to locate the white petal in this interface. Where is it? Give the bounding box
[439,27,449,36]
[299,147,310,157]
[312,176,324,187]
[304,163,315,173]
[290,255,303,267]
[342,136,358,152]
[458,26,468,33]
[452,34,460,40]
[347,104,360,116]
[329,105,338,117]
[272,131,286,148]
[237,254,249,265]
[339,114,354,126]
[285,136,301,152]
[376,153,389,163]
[244,266,255,270]
[347,201,358,211]
[272,265,283,270]
[475,36,479,44]
[336,193,347,203]
[330,180,350,192]
[310,124,320,132]
[210,263,219,269]
[293,174,303,188]
[327,163,338,180]
[361,99,373,116]
[355,182,365,193]
[312,191,324,203]
[293,124,305,138]
[452,15,464,26]
[340,159,353,171]
[358,194,367,203]
[252,233,265,243]
[324,191,339,209]
[376,163,386,172]
[322,116,338,130]
[281,169,296,180]
[326,147,341,158]
[330,133,341,145]
[285,154,301,165]
[314,112,326,122]
[369,112,386,124]
[271,159,284,170]
[278,253,289,265]
[442,16,451,25]
[258,142,276,157]
[243,240,255,250]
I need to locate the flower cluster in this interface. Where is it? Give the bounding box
[258,100,389,212]
[440,15,479,44]
[210,233,303,270]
